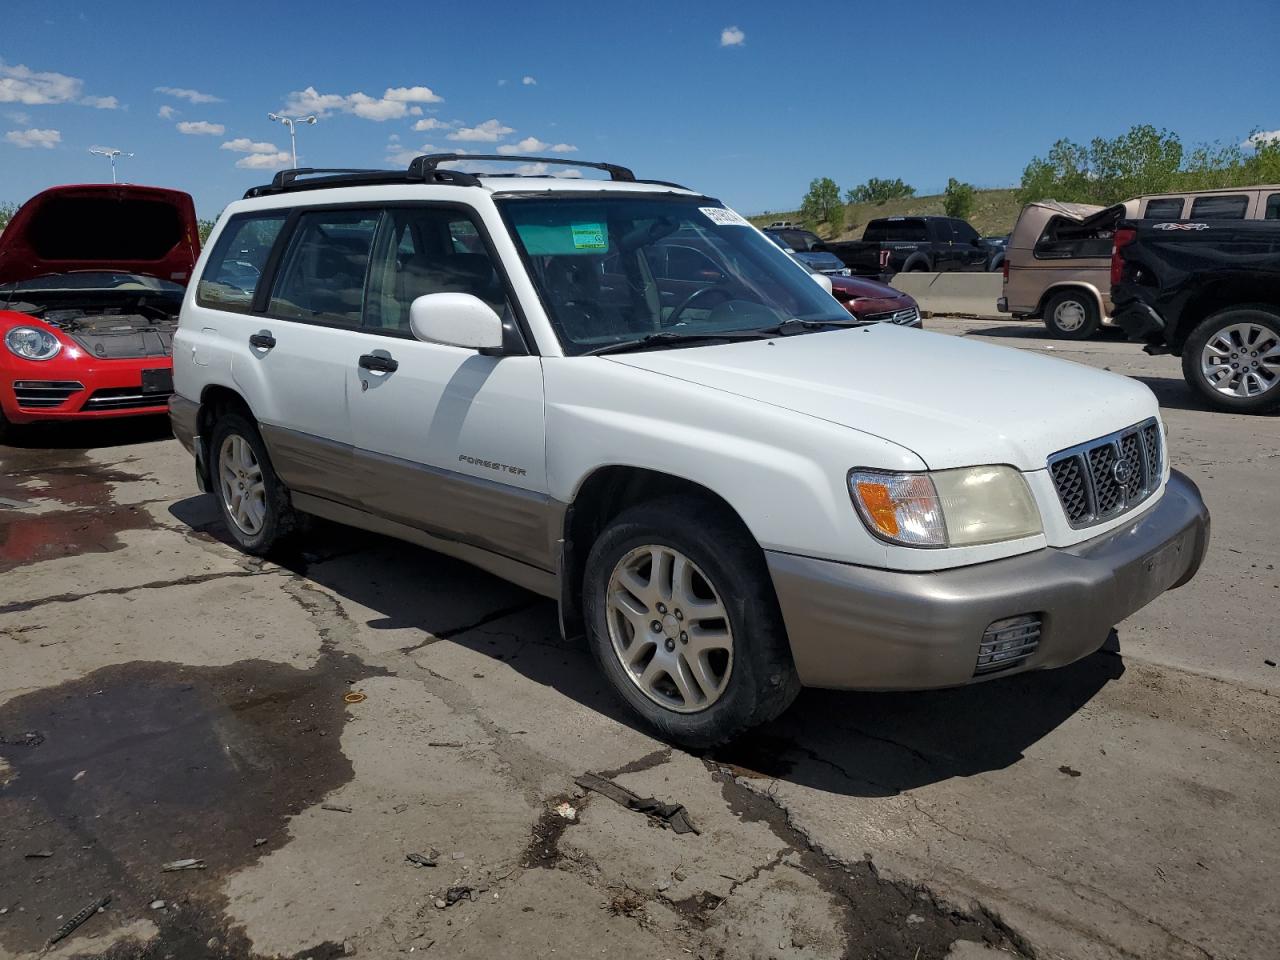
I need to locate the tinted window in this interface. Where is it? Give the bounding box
[780,230,821,251]
[269,210,379,328]
[863,219,928,242]
[1143,198,1184,220]
[951,220,979,244]
[365,207,508,334]
[196,213,287,313]
[1265,194,1280,220]
[1189,195,1248,219]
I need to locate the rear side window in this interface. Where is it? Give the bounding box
[196,213,287,313]
[1265,194,1280,220]
[268,210,379,328]
[1189,195,1248,219]
[864,219,927,242]
[1143,198,1184,220]
[951,220,979,244]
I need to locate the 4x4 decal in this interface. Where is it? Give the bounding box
[1153,222,1210,231]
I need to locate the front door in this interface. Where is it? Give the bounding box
[346,205,552,570]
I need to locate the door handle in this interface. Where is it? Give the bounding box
[358,353,399,373]
[249,332,276,349]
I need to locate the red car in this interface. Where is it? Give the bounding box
[827,273,922,327]
[0,184,199,440]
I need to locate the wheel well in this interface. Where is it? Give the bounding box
[195,385,255,485]
[559,467,755,638]
[1038,284,1100,317]
[1170,286,1280,354]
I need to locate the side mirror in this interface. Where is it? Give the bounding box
[408,293,504,352]
[810,272,834,295]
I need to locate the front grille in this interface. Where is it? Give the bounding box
[864,306,920,326]
[83,387,172,410]
[975,615,1042,675]
[1048,418,1162,528]
[12,380,84,409]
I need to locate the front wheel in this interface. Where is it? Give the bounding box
[209,412,297,554]
[1181,306,1280,413]
[583,497,800,748]
[1043,289,1100,340]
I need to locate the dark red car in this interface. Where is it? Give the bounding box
[0,184,199,439]
[827,273,921,327]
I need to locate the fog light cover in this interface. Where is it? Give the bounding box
[975,614,1042,675]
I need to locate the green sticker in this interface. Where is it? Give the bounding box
[571,222,607,250]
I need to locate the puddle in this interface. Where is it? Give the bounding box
[0,654,380,957]
[0,446,161,574]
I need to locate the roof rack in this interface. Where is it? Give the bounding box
[242,154,688,199]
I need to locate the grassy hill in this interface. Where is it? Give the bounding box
[750,188,1024,240]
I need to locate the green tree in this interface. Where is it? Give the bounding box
[198,218,218,244]
[0,201,17,233]
[1017,125,1183,205]
[943,178,976,220]
[800,177,842,225]
[845,177,915,204]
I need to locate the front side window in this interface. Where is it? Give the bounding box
[268,210,379,328]
[951,221,980,244]
[1143,198,1184,220]
[196,213,287,313]
[499,197,849,354]
[1189,195,1248,220]
[1264,193,1280,220]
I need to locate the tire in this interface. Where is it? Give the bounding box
[208,412,297,554]
[1181,305,1280,414]
[582,496,800,748]
[988,253,1005,273]
[0,407,10,445]
[1042,289,1101,340]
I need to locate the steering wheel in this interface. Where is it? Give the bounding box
[664,285,736,327]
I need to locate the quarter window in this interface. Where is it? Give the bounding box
[268,210,379,328]
[1189,195,1248,220]
[196,214,287,313]
[1143,198,1184,220]
[1265,194,1280,220]
[951,221,980,244]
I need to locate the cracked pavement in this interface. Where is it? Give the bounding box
[1,318,1278,959]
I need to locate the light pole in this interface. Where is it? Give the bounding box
[89,147,133,183]
[267,113,317,168]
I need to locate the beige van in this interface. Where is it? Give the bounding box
[999,185,1280,338]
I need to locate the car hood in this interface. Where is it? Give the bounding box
[603,325,1159,471]
[829,274,905,299]
[0,184,199,286]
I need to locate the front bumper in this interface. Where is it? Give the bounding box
[768,470,1209,690]
[1,355,173,424]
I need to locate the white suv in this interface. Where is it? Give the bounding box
[170,155,1210,747]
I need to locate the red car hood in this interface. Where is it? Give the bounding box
[0,184,199,286]
[828,274,904,300]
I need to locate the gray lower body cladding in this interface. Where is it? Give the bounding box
[767,470,1209,690]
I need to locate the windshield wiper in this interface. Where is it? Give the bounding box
[583,329,775,356]
[764,317,873,335]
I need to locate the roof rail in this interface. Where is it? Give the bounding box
[408,153,637,182]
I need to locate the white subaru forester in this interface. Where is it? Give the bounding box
[170,155,1209,747]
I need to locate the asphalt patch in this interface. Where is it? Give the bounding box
[0,653,378,957]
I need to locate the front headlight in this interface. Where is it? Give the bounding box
[848,466,1041,548]
[5,326,62,361]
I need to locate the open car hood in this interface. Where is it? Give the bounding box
[0,184,200,286]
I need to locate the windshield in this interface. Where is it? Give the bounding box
[499,196,848,354]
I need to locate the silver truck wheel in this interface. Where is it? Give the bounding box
[218,433,268,535]
[1052,299,1087,332]
[1199,321,1280,400]
[606,545,733,713]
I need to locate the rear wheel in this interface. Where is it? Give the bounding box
[1182,306,1280,414]
[209,412,296,554]
[1043,289,1100,340]
[583,496,800,748]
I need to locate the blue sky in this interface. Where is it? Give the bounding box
[3,0,1277,219]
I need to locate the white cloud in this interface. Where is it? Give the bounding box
[5,127,60,149]
[522,76,537,86]
[549,142,577,153]
[514,162,581,177]
[497,79,508,87]
[1245,129,1280,148]
[235,151,292,170]
[0,61,117,108]
[412,117,450,132]
[157,104,178,120]
[497,136,550,155]
[720,25,745,47]
[280,84,443,122]
[176,120,225,136]
[221,138,281,154]
[155,85,222,104]
[448,118,514,142]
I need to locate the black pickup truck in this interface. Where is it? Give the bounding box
[825,216,992,278]
[1112,218,1280,413]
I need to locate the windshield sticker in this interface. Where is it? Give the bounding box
[700,206,750,227]
[571,222,608,249]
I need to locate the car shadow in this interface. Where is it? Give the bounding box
[1131,376,1211,413]
[3,414,172,450]
[961,323,1129,343]
[168,497,1125,797]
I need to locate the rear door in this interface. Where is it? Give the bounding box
[346,204,552,571]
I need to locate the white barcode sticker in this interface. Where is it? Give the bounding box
[699,206,750,226]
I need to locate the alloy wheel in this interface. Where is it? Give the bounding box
[218,434,267,535]
[606,545,734,713]
[1200,322,1280,399]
